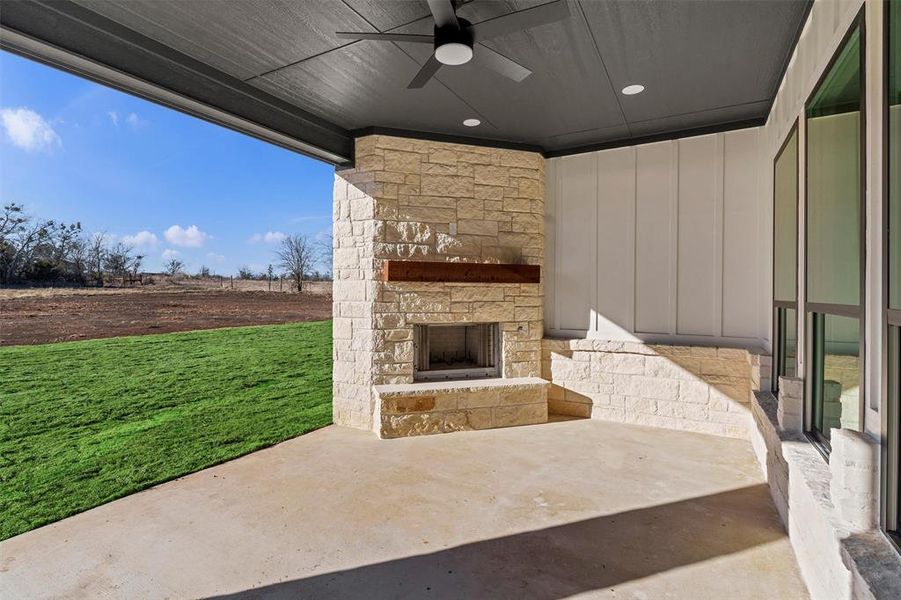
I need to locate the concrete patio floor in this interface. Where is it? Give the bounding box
[1,419,808,599]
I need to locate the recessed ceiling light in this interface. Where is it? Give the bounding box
[463,118,481,127]
[621,84,645,95]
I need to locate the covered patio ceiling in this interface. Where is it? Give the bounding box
[1,0,812,165]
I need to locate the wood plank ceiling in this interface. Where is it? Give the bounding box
[1,0,812,164]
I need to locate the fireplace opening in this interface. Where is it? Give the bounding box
[414,323,500,381]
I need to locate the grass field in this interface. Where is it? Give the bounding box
[0,321,332,540]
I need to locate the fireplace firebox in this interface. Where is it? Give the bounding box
[413,323,500,381]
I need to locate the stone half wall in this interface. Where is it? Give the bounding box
[541,338,771,439]
[332,134,545,433]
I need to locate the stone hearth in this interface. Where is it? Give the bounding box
[332,134,546,437]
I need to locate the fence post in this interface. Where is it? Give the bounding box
[230,275,233,289]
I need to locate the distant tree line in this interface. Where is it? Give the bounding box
[1,203,334,290]
[0,203,143,285]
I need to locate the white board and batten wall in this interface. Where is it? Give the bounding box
[544,127,767,348]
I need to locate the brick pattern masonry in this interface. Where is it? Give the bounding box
[542,339,771,439]
[332,135,545,435]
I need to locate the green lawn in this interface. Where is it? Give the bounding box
[0,321,332,540]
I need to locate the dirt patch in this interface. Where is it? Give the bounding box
[0,288,332,346]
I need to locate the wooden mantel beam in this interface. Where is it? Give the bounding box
[381,261,540,284]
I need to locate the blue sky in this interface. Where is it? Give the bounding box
[0,50,334,275]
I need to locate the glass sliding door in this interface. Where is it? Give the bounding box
[885,0,900,544]
[805,16,865,449]
[774,126,799,390]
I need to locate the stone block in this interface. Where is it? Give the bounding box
[463,408,494,430]
[474,164,510,186]
[699,358,749,377]
[618,375,680,401]
[644,355,692,380]
[779,376,804,400]
[625,396,656,414]
[590,406,626,423]
[385,221,434,244]
[457,219,498,236]
[382,396,439,414]
[493,403,547,428]
[457,199,484,219]
[552,360,591,380]
[777,376,804,432]
[597,352,646,375]
[830,429,879,532]
[381,413,443,438]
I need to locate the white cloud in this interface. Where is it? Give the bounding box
[164,224,210,247]
[248,231,287,244]
[162,248,181,259]
[121,230,158,248]
[107,111,119,127]
[0,107,61,152]
[206,252,225,263]
[125,112,147,130]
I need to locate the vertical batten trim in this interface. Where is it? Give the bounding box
[670,140,680,335]
[591,153,600,334]
[630,146,638,333]
[714,133,726,337]
[554,158,562,333]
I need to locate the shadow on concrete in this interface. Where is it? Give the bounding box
[206,483,784,599]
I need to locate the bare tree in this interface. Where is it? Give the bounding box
[317,232,333,279]
[165,258,186,276]
[0,203,48,283]
[88,232,108,285]
[276,234,316,292]
[197,265,211,278]
[0,203,26,240]
[104,242,136,280]
[237,265,254,279]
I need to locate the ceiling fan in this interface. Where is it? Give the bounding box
[336,0,570,89]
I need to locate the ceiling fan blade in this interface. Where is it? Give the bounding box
[427,0,459,28]
[476,44,531,82]
[335,32,434,43]
[470,0,570,41]
[408,54,442,89]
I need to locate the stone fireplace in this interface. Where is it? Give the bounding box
[332,134,548,438]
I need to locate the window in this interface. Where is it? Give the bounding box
[809,314,862,442]
[805,17,865,449]
[774,126,799,388]
[885,0,901,545]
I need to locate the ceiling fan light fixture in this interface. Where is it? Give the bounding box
[621,84,645,95]
[435,42,473,65]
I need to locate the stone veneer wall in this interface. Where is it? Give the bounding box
[541,339,771,439]
[332,134,545,432]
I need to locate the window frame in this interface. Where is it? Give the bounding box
[803,9,867,453]
[883,0,901,552]
[773,120,800,393]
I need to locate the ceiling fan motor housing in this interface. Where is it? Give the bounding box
[434,18,473,65]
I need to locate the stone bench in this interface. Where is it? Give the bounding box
[373,377,548,439]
